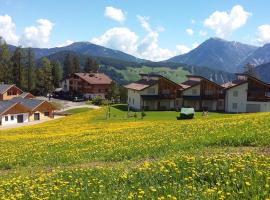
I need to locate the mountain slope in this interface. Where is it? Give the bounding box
[241,43,270,67]
[255,62,270,84]
[9,42,145,63]
[42,50,235,84]
[168,38,257,72]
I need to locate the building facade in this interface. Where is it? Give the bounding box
[180,75,225,111]
[66,73,113,99]
[125,74,182,111]
[0,97,55,127]
[224,74,270,113]
[126,73,270,113]
[0,84,23,101]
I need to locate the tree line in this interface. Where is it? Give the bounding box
[0,38,99,96]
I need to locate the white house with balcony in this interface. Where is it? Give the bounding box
[125,74,182,111]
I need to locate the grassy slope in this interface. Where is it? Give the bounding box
[1,107,270,199]
[115,66,190,83]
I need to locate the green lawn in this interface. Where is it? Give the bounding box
[96,104,230,121]
[115,66,190,83]
[64,107,94,114]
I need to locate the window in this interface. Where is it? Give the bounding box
[129,97,131,103]
[266,92,270,97]
[232,103,238,110]
[34,113,40,121]
[11,115,14,120]
[5,116,8,121]
[192,89,197,95]
[7,91,12,96]
[233,91,238,97]
[132,99,134,105]
[44,112,49,117]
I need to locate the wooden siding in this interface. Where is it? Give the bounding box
[69,75,112,96]
[0,86,23,100]
[32,101,54,118]
[247,78,270,102]
[2,104,29,115]
[158,77,181,98]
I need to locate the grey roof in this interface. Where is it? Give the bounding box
[19,92,33,98]
[10,97,44,110]
[0,101,17,115]
[0,84,14,94]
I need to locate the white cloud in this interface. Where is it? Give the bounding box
[137,31,175,61]
[91,27,138,55]
[0,14,19,45]
[192,43,199,48]
[137,15,152,32]
[20,19,54,48]
[56,40,74,47]
[199,30,208,36]
[176,45,191,55]
[256,24,270,45]
[203,5,251,38]
[91,16,176,61]
[104,6,126,23]
[176,43,198,55]
[186,28,194,36]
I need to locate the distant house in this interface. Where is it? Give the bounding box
[0,101,29,126]
[0,97,55,127]
[0,84,23,101]
[64,73,113,99]
[180,75,225,111]
[11,97,55,121]
[125,74,182,110]
[223,74,270,113]
[19,92,35,99]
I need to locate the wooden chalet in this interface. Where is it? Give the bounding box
[68,73,113,99]
[180,75,225,111]
[0,84,23,101]
[125,74,182,110]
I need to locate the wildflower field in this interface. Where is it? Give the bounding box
[1,106,270,199]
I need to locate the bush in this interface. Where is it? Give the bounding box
[92,96,103,105]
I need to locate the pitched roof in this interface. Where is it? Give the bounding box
[179,80,200,89]
[10,97,44,111]
[19,92,35,99]
[223,73,270,90]
[74,73,112,85]
[0,101,17,115]
[125,79,158,91]
[222,80,247,89]
[0,84,14,94]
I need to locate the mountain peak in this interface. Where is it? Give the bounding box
[168,37,258,72]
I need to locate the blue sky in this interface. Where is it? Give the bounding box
[0,0,270,61]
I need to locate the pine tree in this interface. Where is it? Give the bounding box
[26,48,35,92]
[51,61,62,88]
[36,58,54,95]
[72,55,80,73]
[91,59,99,73]
[0,40,12,83]
[83,57,99,73]
[83,57,92,73]
[11,47,24,87]
[63,53,74,79]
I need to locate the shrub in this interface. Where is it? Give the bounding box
[92,96,102,105]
